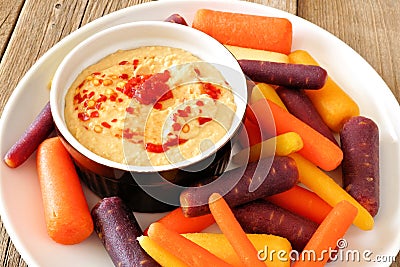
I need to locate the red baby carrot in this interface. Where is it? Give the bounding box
[92,197,159,266]
[266,185,332,224]
[233,200,318,252]
[238,105,274,149]
[181,156,298,217]
[292,200,358,267]
[251,99,343,171]
[238,60,327,89]
[147,222,232,267]
[275,86,339,146]
[143,207,215,235]
[208,193,265,267]
[237,117,263,148]
[164,13,188,25]
[36,137,93,245]
[340,116,380,217]
[192,9,292,54]
[4,101,54,168]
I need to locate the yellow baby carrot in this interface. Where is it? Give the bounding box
[232,132,303,164]
[289,153,374,230]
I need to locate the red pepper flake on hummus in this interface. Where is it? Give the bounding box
[146,137,188,153]
[202,82,221,100]
[119,73,129,79]
[198,117,213,125]
[133,59,139,69]
[101,122,111,129]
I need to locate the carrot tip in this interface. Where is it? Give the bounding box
[4,158,15,168]
[209,193,222,203]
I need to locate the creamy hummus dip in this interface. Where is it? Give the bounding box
[64,46,236,166]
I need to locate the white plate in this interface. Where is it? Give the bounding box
[1,1,399,266]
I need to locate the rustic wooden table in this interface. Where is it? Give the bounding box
[0,0,399,266]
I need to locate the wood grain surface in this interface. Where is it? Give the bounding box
[0,0,399,266]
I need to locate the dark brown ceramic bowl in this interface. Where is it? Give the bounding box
[50,21,247,212]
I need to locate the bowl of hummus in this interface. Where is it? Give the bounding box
[50,21,247,212]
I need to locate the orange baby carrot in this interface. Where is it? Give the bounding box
[147,222,232,267]
[208,193,265,267]
[143,207,215,235]
[266,185,332,224]
[292,200,358,267]
[192,9,292,54]
[251,99,343,171]
[36,137,93,245]
[288,50,360,132]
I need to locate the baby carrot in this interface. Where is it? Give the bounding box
[250,83,288,109]
[251,99,343,171]
[192,9,292,54]
[292,200,358,267]
[238,60,327,89]
[147,222,232,267]
[289,153,374,230]
[143,207,215,235]
[183,233,292,267]
[4,101,54,168]
[238,103,276,149]
[164,13,188,25]
[36,137,93,244]
[288,50,360,132]
[266,185,332,224]
[232,132,303,164]
[225,45,289,63]
[276,86,339,146]
[340,116,380,216]
[138,236,189,267]
[208,193,265,267]
[91,197,159,266]
[237,116,263,148]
